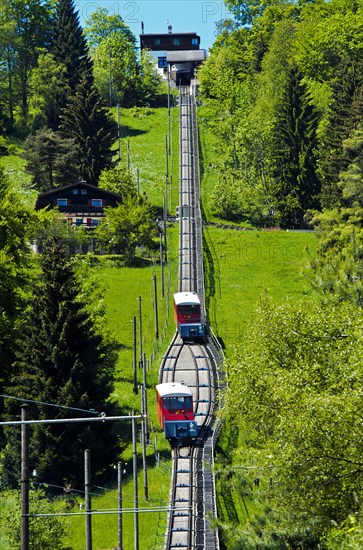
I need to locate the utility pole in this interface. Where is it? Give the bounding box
[118,462,125,550]
[85,449,92,550]
[127,140,131,171]
[163,195,168,264]
[117,104,121,162]
[21,405,29,550]
[133,316,138,394]
[153,274,159,340]
[140,389,149,500]
[138,296,143,372]
[160,233,164,298]
[132,412,139,550]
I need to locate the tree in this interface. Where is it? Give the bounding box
[83,7,136,50]
[135,50,162,106]
[98,166,136,197]
[318,58,363,208]
[0,0,54,130]
[93,33,139,107]
[270,64,320,227]
[0,163,37,405]
[3,238,121,489]
[309,128,363,304]
[51,0,92,111]
[95,195,157,263]
[22,127,79,190]
[224,298,363,544]
[27,53,70,130]
[59,68,117,185]
[1,489,68,549]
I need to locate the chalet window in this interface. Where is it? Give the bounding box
[81,189,87,194]
[92,219,101,226]
[91,199,102,207]
[76,219,83,225]
[57,198,68,206]
[191,38,199,45]
[173,38,180,45]
[154,38,161,45]
[73,189,79,195]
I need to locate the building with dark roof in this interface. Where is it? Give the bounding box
[140,24,207,85]
[35,181,122,228]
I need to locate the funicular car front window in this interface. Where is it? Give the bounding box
[164,397,192,410]
[178,305,199,315]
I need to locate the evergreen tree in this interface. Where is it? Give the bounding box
[60,68,117,185]
[51,0,92,111]
[22,127,79,190]
[3,238,120,489]
[318,58,363,209]
[271,64,320,227]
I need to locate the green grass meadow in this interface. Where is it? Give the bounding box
[203,227,318,350]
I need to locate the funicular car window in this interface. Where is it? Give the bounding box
[164,397,192,410]
[178,305,199,315]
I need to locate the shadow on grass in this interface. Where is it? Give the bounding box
[120,126,148,138]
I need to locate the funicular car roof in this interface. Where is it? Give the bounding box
[173,292,200,306]
[156,382,193,398]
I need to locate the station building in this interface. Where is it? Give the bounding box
[140,24,207,85]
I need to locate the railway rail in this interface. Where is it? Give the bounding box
[159,86,222,550]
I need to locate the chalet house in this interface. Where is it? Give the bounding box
[35,181,122,228]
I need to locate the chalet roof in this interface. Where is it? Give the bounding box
[35,181,122,209]
[167,50,206,63]
[140,32,199,38]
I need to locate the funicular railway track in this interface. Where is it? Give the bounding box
[159,86,220,550]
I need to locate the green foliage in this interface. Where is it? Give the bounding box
[1,489,69,549]
[198,0,363,227]
[3,238,121,489]
[318,57,363,209]
[223,298,363,542]
[22,127,79,191]
[27,53,70,130]
[308,128,363,303]
[270,64,320,227]
[59,68,117,185]
[83,6,136,50]
[93,33,138,107]
[98,166,136,197]
[0,161,38,396]
[0,0,54,131]
[95,194,157,263]
[51,0,92,95]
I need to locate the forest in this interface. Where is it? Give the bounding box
[1,0,363,547]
